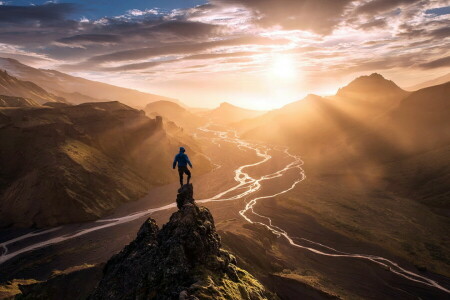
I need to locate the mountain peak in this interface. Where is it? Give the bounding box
[219,101,235,108]
[368,72,384,79]
[336,73,407,100]
[90,184,272,300]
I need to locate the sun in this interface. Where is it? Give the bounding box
[269,54,298,80]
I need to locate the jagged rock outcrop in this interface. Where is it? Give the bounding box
[90,184,273,300]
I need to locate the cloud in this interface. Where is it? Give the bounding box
[58,34,122,45]
[106,51,257,71]
[211,0,353,34]
[84,36,288,64]
[149,20,220,37]
[358,18,387,30]
[419,55,450,69]
[0,3,77,24]
[101,60,169,71]
[184,51,257,60]
[355,0,417,14]
[397,19,450,40]
[127,9,159,16]
[429,25,450,39]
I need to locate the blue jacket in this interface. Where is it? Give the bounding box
[173,152,192,168]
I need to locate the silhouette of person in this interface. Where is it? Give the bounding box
[173,147,192,186]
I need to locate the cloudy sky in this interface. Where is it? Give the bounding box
[0,0,449,109]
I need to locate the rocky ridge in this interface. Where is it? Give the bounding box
[90,184,273,300]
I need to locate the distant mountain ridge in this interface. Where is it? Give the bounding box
[0,70,65,104]
[200,102,267,124]
[0,57,178,108]
[144,100,204,130]
[336,73,407,98]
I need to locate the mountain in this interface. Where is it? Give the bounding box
[333,73,409,115]
[407,73,450,90]
[238,76,450,206]
[238,74,410,160]
[240,77,450,209]
[0,102,212,227]
[144,100,205,130]
[336,73,407,100]
[0,95,40,107]
[238,94,334,150]
[0,57,178,108]
[0,70,65,104]
[379,82,450,209]
[382,81,450,152]
[90,184,273,300]
[200,102,266,124]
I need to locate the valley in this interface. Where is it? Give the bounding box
[0,58,448,299]
[1,125,449,299]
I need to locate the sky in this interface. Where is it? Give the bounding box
[0,0,449,109]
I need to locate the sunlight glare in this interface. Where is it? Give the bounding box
[269,54,298,80]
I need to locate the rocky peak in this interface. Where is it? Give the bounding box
[336,73,407,100]
[90,184,272,300]
[176,183,195,208]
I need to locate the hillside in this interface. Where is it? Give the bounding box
[0,95,40,107]
[379,82,450,210]
[0,102,212,228]
[201,102,266,124]
[0,70,65,105]
[144,100,205,130]
[0,57,178,108]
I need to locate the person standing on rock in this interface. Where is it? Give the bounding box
[173,147,192,186]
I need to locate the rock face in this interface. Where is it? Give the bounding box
[90,184,273,300]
